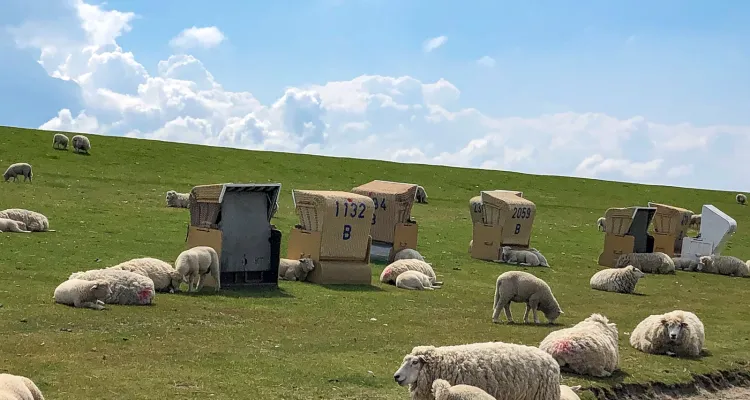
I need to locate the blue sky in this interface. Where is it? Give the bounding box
[1,0,749,191]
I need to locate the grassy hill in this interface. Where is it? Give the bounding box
[1,125,749,400]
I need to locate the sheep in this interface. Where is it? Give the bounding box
[596,217,605,232]
[672,257,699,272]
[278,258,315,281]
[0,218,31,233]
[396,270,442,290]
[589,265,645,294]
[394,341,561,400]
[539,313,619,377]
[697,254,750,277]
[614,252,675,274]
[629,310,705,357]
[737,193,747,205]
[175,246,221,292]
[393,248,426,262]
[165,190,190,208]
[415,185,428,204]
[0,373,45,400]
[0,209,53,232]
[3,163,32,182]
[106,257,181,293]
[528,247,550,267]
[492,270,563,325]
[68,269,155,305]
[71,134,91,154]
[431,379,496,400]
[53,133,69,150]
[380,259,440,286]
[497,246,544,267]
[559,385,582,400]
[689,214,701,230]
[53,278,111,310]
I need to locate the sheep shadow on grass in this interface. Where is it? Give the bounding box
[320,284,384,292]
[175,286,294,298]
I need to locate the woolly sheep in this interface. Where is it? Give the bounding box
[539,313,619,377]
[0,218,31,233]
[737,193,747,205]
[498,246,544,267]
[0,373,45,400]
[689,214,701,230]
[68,269,155,305]
[559,385,582,400]
[589,265,645,294]
[596,217,605,232]
[630,310,705,357]
[53,278,111,310]
[71,134,91,154]
[697,255,750,277]
[614,252,675,274]
[3,163,32,182]
[165,190,190,208]
[394,341,561,400]
[380,259,440,286]
[492,270,563,325]
[432,379,496,400]
[672,257,699,272]
[107,257,181,293]
[396,270,442,290]
[53,133,69,150]
[415,185,428,204]
[175,246,221,292]
[278,258,315,281]
[393,248,426,262]
[527,247,550,267]
[0,209,53,232]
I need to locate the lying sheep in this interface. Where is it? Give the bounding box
[492,270,563,325]
[0,218,31,233]
[107,257,181,293]
[539,313,619,377]
[560,385,582,400]
[380,259,440,286]
[3,162,32,182]
[53,278,111,310]
[393,248,426,262]
[53,133,69,150]
[596,217,606,232]
[432,379,495,400]
[415,185,428,204]
[278,258,315,281]
[0,209,54,232]
[394,341,561,400]
[614,252,675,274]
[630,310,705,357]
[672,257,699,272]
[165,190,190,208]
[589,265,645,294]
[175,246,221,292]
[69,269,155,305]
[0,373,45,400]
[689,214,701,230]
[72,134,91,154]
[396,270,442,290]
[497,246,545,267]
[697,255,750,277]
[528,247,550,267]
[737,193,747,205]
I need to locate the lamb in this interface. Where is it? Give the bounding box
[539,313,619,377]
[589,265,645,294]
[737,193,747,205]
[68,269,155,305]
[0,209,54,232]
[71,134,91,154]
[689,214,701,230]
[672,257,699,272]
[697,254,750,277]
[53,278,111,310]
[0,373,45,400]
[165,190,190,208]
[278,258,315,281]
[0,218,31,233]
[596,217,606,232]
[614,252,675,274]
[53,133,69,150]
[415,185,428,204]
[394,341,561,400]
[559,385,582,400]
[432,379,496,400]
[497,246,544,267]
[175,246,221,292]
[492,270,563,325]
[528,247,550,267]
[630,310,705,357]
[393,248,426,262]
[380,259,440,286]
[396,270,442,290]
[3,163,32,182]
[106,257,181,293]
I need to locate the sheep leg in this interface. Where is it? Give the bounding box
[523,304,531,323]
[491,302,503,323]
[503,304,514,323]
[195,274,205,292]
[75,300,105,310]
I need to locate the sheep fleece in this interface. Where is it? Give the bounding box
[432,379,496,400]
[0,373,44,400]
[395,270,437,290]
[0,208,50,232]
[539,313,619,377]
[68,269,155,305]
[393,248,426,262]
[589,265,643,294]
[380,259,436,284]
[698,255,749,277]
[614,252,675,274]
[629,310,705,357]
[106,257,178,292]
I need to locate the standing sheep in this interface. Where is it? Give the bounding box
[393,248,426,262]
[71,134,91,154]
[596,217,606,232]
[492,270,563,325]
[630,310,705,357]
[106,257,181,293]
[175,246,221,292]
[165,190,190,208]
[432,379,496,400]
[3,163,33,182]
[614,252,675,274]
[560,385,582,400]
[278,258,315,281]
[68,269,155,305]
[53,133,69,150]
[396,270,442,290]
[380,259,440,285]
[539,313,619,377]
[393,341,561,400]
[0,209,53,232]
[697,255,750,277]
[0,373,45,400]
[415,185,428,204]
[0,218,31,233]
[689,214,701,231]
[53,278,111,310]
[589,265,645,294]
[497,246,545,267]
[672,257,699,272]
[737,193,747,205]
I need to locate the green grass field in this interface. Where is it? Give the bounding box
[1,125,749,400]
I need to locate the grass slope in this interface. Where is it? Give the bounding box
[1,125,749,400]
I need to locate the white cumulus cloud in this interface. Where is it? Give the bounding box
[476,56,496,68]
[169,26,226,50]
[423,35,447,53]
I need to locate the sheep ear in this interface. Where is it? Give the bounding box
[660,318,667,325]
[417,355,427,363]
[91,284,99,290]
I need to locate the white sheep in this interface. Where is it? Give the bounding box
[53,133,69,150]
[614,252,675,274]
[559,385,582,400]
[539,313,619,377]
[393,248,426,262]
[0,373,45,400]
[396,270,442,290]
[107,257,181,293]
[596,217,605,232]
[0,209,54,232]
[68,269,155,305]
[432,379,495,400]
[175,246,221,292]
[492,270,563,325]
[165,190,190,208]
[393,341,561,400]
[672,257,699,271]
[3,163,33,182]
[53,278,111,310]
[630,310,705,357]
[380,259,440,286]
[71,134,91,154]
[589,265,645,294]
[0,218,31,233]
[528,247,550,267]
[737,193,747,205]
[689,214,701,230]
[278,258,315,281]
[697,255,750,277]
[497,246,545,267]
[415,185,428,204]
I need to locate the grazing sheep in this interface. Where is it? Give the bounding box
[396,270,442,290]
[596,217,606,232]
[528,247,550,267]
[380,259,440,285]
[672,257,699,272]
[68,269,155,305]
[0,373,45,400]
[165,190,190,208]
[3,163,32,182]
[394,341,561,400]
[415,185,428,204]
[175,246,221,292]
[71,134,91,154]
[432,379,495,400]
[53,133,69,150]
[0,209,53,232]
[689,214,701,230]
[107,257,181,293]
[497,246,544,267]
[737,193,747,205]
[0,218,31,233]
[278,258,315,281]
[614,252,675,274]
[697,255,750,277]
[589,265,645,294]
[560,385,582,400]
[393,248,426,262]
[539,313,619,377]
[492,270,563,325]
[53,278,111,310]
[630,310,705,357]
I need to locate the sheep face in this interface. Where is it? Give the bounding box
[544,308,563,324]
[626,265,646,278]
[2,171,10,181]
[662,317,688,342]
[500,246,513,261]
[16,221,27,230]
[393,354,425,386]
[300,258,315,273]
[91,280,112,299]
[168,271,182,293]
[166,191,176,201]
[381,266,396,284]
[697,256,712,271]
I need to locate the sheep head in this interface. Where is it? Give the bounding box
[393,351,429,387]
[299,258,316,272]
[661,314,689,342]
[90,280,112,300]
[697,256,713,271]
[625,265,646,278]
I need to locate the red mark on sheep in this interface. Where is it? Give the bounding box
[347,198,353,202]
[137,288,152,302]
[552,339,573,354]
